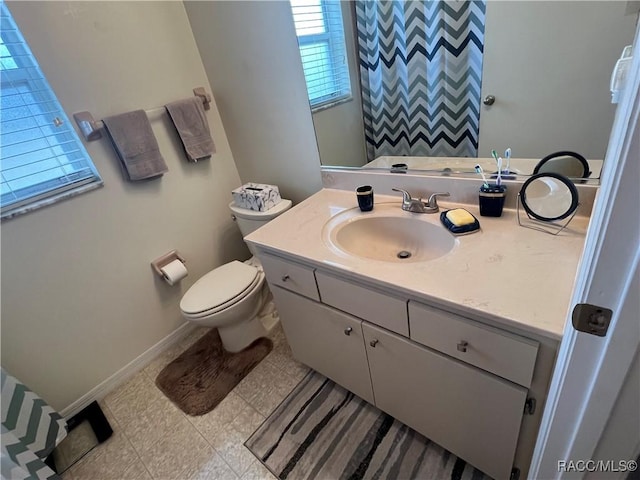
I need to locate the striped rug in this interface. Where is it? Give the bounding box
[245,372,490,480]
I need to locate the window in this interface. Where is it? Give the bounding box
[1,4,102,219]
[290,0,351,110]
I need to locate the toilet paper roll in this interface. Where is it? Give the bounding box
[160,259,188,286]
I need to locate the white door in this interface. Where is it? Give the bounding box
[478,2,635,159]
[529,21,640,479]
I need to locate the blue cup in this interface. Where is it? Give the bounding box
[356,185,374,212]
[479,184,506,217]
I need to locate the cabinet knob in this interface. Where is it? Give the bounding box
[281,274,290,282]
[457,340,469,352]
[344,327,353,336]
[370,339,379,347]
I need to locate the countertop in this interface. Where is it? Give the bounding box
[245,188,590,340]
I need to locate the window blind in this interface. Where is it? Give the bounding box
[290,0,351,110]
[0,4,102,218]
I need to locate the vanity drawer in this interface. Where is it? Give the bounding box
[408,301,538,388]
[315,271,408,336]
[260,252,320,301]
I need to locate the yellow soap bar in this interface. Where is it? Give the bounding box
[446,208,476,227]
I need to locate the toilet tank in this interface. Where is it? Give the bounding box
[229,199,293,238]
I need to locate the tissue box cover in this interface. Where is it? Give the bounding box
[232,183,282,212]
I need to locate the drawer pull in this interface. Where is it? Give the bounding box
[370,339,379,348]
[344,327,353,336]
[281,274,290,282]
[457,340,469,353]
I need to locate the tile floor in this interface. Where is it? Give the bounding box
[63,323,309,480]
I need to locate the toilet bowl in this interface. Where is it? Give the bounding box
[179,198,292,352]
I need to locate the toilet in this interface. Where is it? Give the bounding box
[179,199,292,353]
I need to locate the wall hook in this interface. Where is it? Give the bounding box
[73,111,102,141]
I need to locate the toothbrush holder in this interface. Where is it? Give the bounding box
[479,184,507,217]
[356,185,374,211]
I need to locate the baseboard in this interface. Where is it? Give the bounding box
[60,322,195,418]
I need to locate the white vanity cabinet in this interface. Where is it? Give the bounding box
[259,251,547,480]
[363,322,526,480]
[269,285,374,404]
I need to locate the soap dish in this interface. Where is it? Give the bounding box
[440,209,480,235]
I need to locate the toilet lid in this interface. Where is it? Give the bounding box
[180,261,259,315]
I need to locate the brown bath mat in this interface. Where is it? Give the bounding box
[156,329,272,416]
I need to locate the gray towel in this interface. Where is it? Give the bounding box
[165,97,216,162]
[103,110,168,181]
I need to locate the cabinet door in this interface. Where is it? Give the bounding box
[271,286,374,404]
[363,323,526,480]
[409,301,539,388]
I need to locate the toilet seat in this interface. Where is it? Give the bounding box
[180,261,262,318]
[182,274,263,319]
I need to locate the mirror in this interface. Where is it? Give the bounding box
[300,1,637,181]
[520,173,579,221]
[46,401,112,475]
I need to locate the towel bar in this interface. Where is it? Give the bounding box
[73,87,212,142]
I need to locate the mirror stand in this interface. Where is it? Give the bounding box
[45,401,113,474]
[516,194,579,236]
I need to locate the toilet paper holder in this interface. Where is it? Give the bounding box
[151,250,186,279]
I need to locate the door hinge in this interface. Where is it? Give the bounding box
[572,303,613,337]
[510,467,521,480]
[524,397,536,415]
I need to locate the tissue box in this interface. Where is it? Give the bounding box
[232,183,282,212]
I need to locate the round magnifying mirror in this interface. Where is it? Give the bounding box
[520,172,579,221]
[533,151,590,179]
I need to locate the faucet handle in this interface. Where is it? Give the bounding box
[392,188,412,203]
[426,192,450,210]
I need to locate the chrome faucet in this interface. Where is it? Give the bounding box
[392,188,450,213]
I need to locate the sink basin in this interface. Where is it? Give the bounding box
[322,204,457,263]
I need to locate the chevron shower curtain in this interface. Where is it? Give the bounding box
[356,0,486,160]
[1,369,66,479]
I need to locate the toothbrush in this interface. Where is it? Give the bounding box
[491,149,499,167]
[504,148,511,173]
[475,164,489,188]
[496,157,503,186]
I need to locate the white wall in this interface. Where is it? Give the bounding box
[184,0,322,204]
[1,1,246,411]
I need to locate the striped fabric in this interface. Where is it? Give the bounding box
[246,372,490,479]
[356,0,486,161]
[1,369,66,480]
[2,428,57,480]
